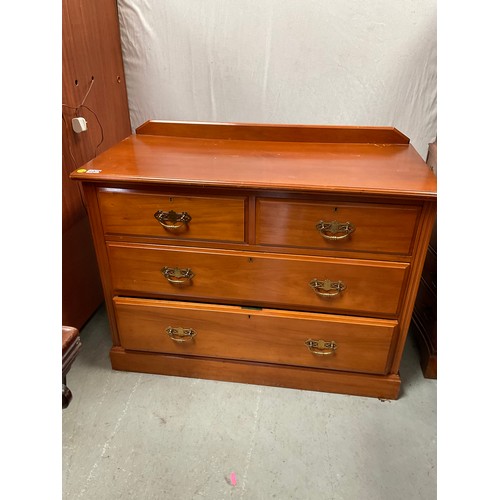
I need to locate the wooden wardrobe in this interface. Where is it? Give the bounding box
[62,0,131,329]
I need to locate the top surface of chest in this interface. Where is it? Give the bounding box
[70,121,437,200]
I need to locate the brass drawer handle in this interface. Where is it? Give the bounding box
[154,210,192,230]
[166,326,197,342]
[305,339,337,355]
[161,266,195,284]
[309,278,346,297]
[316,220,355,240]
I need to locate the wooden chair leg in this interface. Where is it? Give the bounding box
[62,326,81,409]
[62,376,72,409]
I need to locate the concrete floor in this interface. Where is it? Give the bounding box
[62,305,436,500]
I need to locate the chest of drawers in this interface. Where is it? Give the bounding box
[71,120,437,399]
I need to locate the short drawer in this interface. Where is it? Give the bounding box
[97,188,246,243]
[114,297,398,375]
[256,198,420,255]
[108,243,409,317]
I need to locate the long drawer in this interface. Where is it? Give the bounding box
[114,297,398,375]
[97,188,247,243]
[256,198,420,256]
[107,243,409,317]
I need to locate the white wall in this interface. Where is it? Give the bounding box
[117,0,436,159]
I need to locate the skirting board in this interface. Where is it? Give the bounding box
[110,347,401,399]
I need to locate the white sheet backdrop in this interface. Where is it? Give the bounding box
[117,0,436,159]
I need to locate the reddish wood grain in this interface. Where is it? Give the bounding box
[107,242,409,318]
[136,119,410,144]
[71,121,436,398]
[63,0,131,328]
[71,122,436,199]
[110,347,401,399]
[114,297,398,375]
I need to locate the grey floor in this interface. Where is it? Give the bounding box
[63,305,436,500]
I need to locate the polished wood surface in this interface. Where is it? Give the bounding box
[62,326,82,374]
[256,198,420,256]
[72,120,437,398]
[410,141,437,378]
[98,188,246,242]
[62,325,82,409]
[412,222,437,378]
[62,0,131,328]
[136,120,410,144]
[108,243,409,317]
[62,217,103,328]
[62,0,131,158]
[114,298,397,375]
[110,348,402,399]
[70,123,436,199]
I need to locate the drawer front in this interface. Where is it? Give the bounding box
[114,297,398,375]
[256,198,420,255]
[98,189,246,243]
[108,243,409,317]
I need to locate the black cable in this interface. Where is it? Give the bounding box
[62,112,88,211]
[62,77,105,159]
[62,113,78,167]
[79,104,105,157]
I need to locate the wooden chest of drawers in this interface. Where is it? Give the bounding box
[71,120,436,399]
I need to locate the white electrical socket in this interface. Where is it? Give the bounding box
[72,117,88,133]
